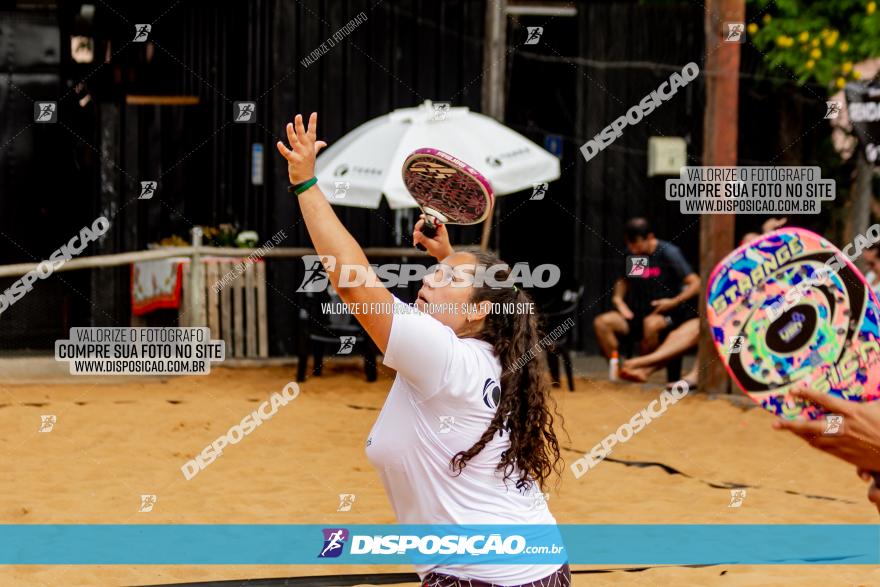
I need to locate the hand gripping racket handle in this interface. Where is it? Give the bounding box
[416,221,439,252]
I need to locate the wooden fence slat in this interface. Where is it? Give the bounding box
[206,261,220,339]
[256,261,268,358]
[179,260,191,327]
[233,262,245,358]
[220,260,233,353]
[245,262,257,357]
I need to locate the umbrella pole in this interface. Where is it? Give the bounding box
[479,214,494,251]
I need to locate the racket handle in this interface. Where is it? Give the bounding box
[416,221,439,252]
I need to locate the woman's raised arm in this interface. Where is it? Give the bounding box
[276,112,394,352]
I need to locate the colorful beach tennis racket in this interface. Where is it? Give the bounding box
[402,148,494,251]
[707,227,880,418]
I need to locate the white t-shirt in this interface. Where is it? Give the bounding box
[366,297,561,584]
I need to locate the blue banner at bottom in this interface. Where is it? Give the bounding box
[0,524,878,565]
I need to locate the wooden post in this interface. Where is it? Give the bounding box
[479,0,507,251]
[696,0,744,395]
[847,152,873,273]
[186,226,207,328]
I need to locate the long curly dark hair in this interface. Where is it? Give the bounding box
[450,250,564,491]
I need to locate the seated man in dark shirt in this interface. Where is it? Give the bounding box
[593,217,701,380]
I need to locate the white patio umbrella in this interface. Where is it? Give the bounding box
[314,100,561,209]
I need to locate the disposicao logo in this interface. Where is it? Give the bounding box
[318,528,349,558]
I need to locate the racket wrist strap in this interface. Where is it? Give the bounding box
[288,177,318,195]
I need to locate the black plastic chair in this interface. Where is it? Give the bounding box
[296,287,377,383]
[542,287,583,392]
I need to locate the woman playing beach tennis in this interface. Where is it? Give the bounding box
[276,113,568,586]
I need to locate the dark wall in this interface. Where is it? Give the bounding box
[0,0,842,354]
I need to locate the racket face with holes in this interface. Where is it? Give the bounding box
[402,148,494,225]
[706,228,880,420]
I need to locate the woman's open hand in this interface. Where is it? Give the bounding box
[773,388,880,472]
[276,112,327,185]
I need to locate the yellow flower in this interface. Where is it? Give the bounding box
[840,41,850,52]
[820,29,830,38]
[763,14,772,23]
[776,35,792,47]
[836,77,846,89]
[798,31,810,42]
[825,32,838,47]
[806,59,815,70]
[810,48,822,59]
[854,70,863,79]
[748,23,759,35]
[842,61,853,74]
[811,38,820,47]
[869,2,877,15]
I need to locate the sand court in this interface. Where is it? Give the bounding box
[2,364,879,586]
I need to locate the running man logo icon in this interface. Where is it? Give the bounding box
[728,489,746,508]
[39,415,56,433]
[333,181,350,199]
[530,182,548,201]
[139,181,157,200]
[133,24,151,42]
[823,414,844,435]
[627,256,648,277]
[34,102,57,123]
[728,335,744,354]
[531,492,550,510]
[138,494,157,513]
[337,494,356,512]
[431,102,451,121]
[724,23,745,43]
[297,255,335,292]
[525,27,543,45]
[337,336,356,355]
[825,101,842,119]
[234,102,257,123]
[438,415,455,434]
[318,528,349,558]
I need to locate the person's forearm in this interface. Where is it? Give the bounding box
[297,185,374,293]
[675,278,700,304]
[276,112,393,351]
[612,279,627,304]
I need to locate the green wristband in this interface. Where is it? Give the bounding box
[288,177,318,195]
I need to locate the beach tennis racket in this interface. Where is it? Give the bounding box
[402,148,494,251]
[707,227,880,414]
[707,228,880,478]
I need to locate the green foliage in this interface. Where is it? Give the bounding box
[748,0,880,92]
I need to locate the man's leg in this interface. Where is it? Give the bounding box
[640,313,669,355]
[622,318,699,382]
[666,362,699,390]
[593,311,629,358]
